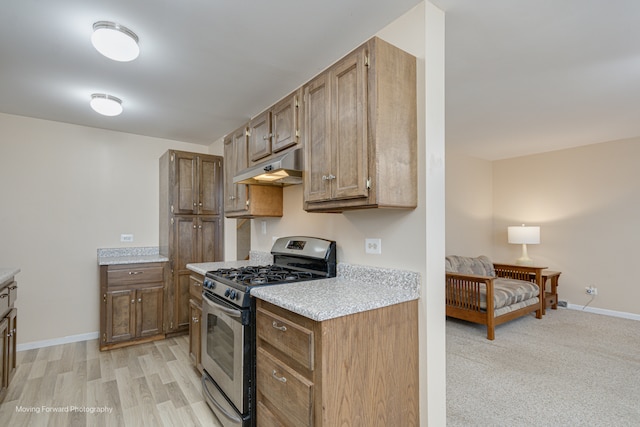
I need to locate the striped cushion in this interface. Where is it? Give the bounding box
[445,255,495,277]
[490,278,540,309]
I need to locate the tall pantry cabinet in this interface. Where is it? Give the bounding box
[160,150,224,334]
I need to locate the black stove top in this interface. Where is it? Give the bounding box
[211,265,326,287]
[203,236,337,308]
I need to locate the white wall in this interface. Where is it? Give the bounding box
[492,138,640,316]
[0,113,212,344]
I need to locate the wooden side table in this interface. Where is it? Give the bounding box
[540,270,561,315]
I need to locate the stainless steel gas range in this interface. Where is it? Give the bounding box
[200,236,336,427]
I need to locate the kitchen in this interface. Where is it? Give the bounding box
[0,1,445,426]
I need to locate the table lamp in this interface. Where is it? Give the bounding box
[508,224,540,266]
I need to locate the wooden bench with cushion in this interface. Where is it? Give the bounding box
[445,255,545,340]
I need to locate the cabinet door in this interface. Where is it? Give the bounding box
[137,286,163,338]
[303,73,333,203]
[331,47,369,200]
[189,299,202,370]
[175,272,192,332]
[106,289,136,343]
[272,92,299,153]
[198,155,222,215]
[249,110,272,162]
[5,309,16,385]
[198,216,222,263]
[233,128,249,211]
[224,127,249,214]
[174,216,198,271]
[0,317,7,392]
[173,152,198,214]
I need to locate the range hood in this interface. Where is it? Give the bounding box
[233,148,303,186]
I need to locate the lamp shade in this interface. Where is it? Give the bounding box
[508,225,540,244]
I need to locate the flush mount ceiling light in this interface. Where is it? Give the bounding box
[90,94,123,116]
[91,21,139,62]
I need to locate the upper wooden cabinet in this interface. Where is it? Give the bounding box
[224,125,284,218]
[248,89,302,164]
[224,125,249,213]
[165,151,223,216]
[303,37,417,212]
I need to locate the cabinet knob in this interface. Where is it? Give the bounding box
[199,202,203,207]
[192,317,199,323]
[131,299,135,304]
[138,298,142,303]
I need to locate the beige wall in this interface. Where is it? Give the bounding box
[0,113,212,344]
[492,138,640,316]
[445,149,494,256]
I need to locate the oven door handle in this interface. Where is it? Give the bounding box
[202,375,242,423]
[203,295,242,318]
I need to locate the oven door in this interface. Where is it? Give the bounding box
[201,293,247,415]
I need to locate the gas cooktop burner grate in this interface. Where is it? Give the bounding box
[208,265,324,287]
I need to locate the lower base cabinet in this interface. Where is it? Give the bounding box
[256,299,419,426]
[188,273,204,373]
[100,263,166,351]
[0,276,18,403]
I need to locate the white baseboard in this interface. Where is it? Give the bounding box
[17,331,99,352]
[565,303,640,321]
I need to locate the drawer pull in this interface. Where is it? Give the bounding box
[128,271,143,275]
[192,317,199,324]
[272,370,287,383]
[272,321,287,332]
[0,294,9,299]
[8,285,17,290]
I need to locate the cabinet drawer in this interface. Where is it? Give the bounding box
[257,307,314,370]
[257,347,313,427]
[0,287,9,317]
[8,282,17,306]
[257,400,285,427]
[107,265,164,286]
[189,275,203,302]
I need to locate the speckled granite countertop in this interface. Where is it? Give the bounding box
[97,247,169,265]
[0,268,20,285]
[252,263,420,321]
[186,254,420,321]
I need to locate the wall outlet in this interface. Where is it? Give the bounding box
[120,234,134,243]
[365,238,382,255]
[557,300,568,308]
[585,286,598,296]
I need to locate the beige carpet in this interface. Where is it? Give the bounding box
[446,308,640,426]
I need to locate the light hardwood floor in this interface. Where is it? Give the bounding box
[0,336,222,427]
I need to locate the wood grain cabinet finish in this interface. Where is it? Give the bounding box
[256,299,419,427]
[188,273,203,373]
[160,150,224,335]
[303,37,417,212]
[100,263,166,351]
[248,90,302,164]
[0,276,17,403]
[223,125,284,218]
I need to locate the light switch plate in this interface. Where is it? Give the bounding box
[365,238,382,254]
